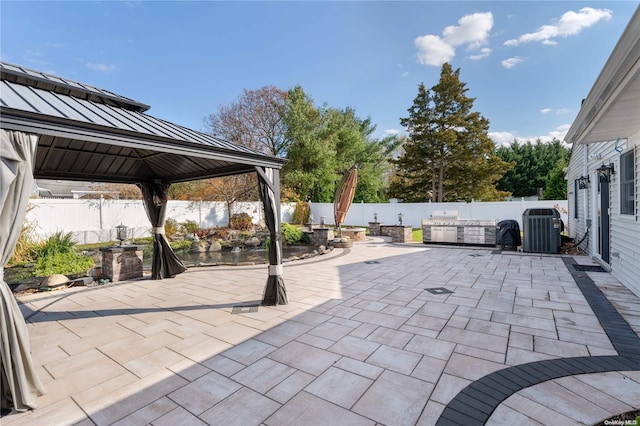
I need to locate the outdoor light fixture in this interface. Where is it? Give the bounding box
[320,216,325,228]
[596,163,615,183]
[374,212,378,222]
[116,224,128,246]
[577,175,590,189]
[398,212,404,225]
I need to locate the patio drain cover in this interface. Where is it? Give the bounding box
[365,261,381,264]
[573,264,606,272]
[425,287,454,295]
[231,304,260,314]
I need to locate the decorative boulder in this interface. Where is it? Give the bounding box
[42,274,69,288]
[244,237,261,249]
[208,240,222,252]
[190,240,208,253]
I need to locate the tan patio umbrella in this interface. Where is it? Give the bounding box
[333,165,358,238]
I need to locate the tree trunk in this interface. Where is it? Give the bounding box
[438,155,445,202]
[226,201,235,227]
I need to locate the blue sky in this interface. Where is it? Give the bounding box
[1,1,638,146]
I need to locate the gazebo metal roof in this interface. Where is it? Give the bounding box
[0,61,285,184]
[1,63,289,414]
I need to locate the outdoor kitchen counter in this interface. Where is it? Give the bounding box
[422,210,497,245]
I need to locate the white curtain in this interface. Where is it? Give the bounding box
[0,130,45,412]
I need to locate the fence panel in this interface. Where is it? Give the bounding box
[309,200,568,230]
[25,199,566,244]
[26,199,297,244]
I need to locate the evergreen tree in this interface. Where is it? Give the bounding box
[496,138,569,198]
[389,63,511,202]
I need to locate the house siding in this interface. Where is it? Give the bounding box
[568,132,640,297]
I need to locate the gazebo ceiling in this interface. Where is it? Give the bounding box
[0,62,285,184]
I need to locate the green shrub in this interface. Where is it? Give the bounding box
[182,220,199,234]
[230,213,253,230]
[170,240,192,253]
[291,201,310,225]
[34,251,94,277]
[35,231,76,258]
[281,223,308,245]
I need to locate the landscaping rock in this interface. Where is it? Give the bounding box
[244,237,261,248]
[12,277,44,293]
[208,240,222,252]
[71,276,93,287]
[190,240,208,253]
[42,274,69,288]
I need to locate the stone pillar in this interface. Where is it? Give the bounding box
[380,225,413,243]
[100,245,145,282]
[310,228,334,246]
[368,222,383,236]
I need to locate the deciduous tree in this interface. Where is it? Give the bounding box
[204,86,290,157]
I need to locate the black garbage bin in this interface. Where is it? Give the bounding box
[496,220,521,250]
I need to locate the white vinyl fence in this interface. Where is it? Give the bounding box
[24,198,567,244]
[309,200,568,231]
[25,198,296,244]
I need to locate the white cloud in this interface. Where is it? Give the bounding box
[401,71,409,77]
[501,56,524,69]
[384,129,400,136]
[540,107,571,115]
[490,124,572,146]
[468,47,492,61]
[504,7,612,46]
[415,12,493,67]
[546,124,571,142]
[489,131,516,146]
[86,63,117,72]
[415,34,455,66]
[442,12,494,49]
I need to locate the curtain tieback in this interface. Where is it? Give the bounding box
[268,265,283,276]
[152,227,165,234]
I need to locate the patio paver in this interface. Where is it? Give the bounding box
[2,237,639,425]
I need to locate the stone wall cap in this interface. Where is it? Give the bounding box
[99,244,146,252]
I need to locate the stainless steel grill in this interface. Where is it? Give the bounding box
[422,210,498,245]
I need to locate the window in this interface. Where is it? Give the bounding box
[620,150,635,215]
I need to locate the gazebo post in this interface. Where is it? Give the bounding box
[255,166,287,305]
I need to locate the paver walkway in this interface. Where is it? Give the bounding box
[3,237,640,425]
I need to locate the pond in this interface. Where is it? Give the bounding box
[5,245,321,291]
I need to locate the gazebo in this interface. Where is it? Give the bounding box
[0,62,287,413]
